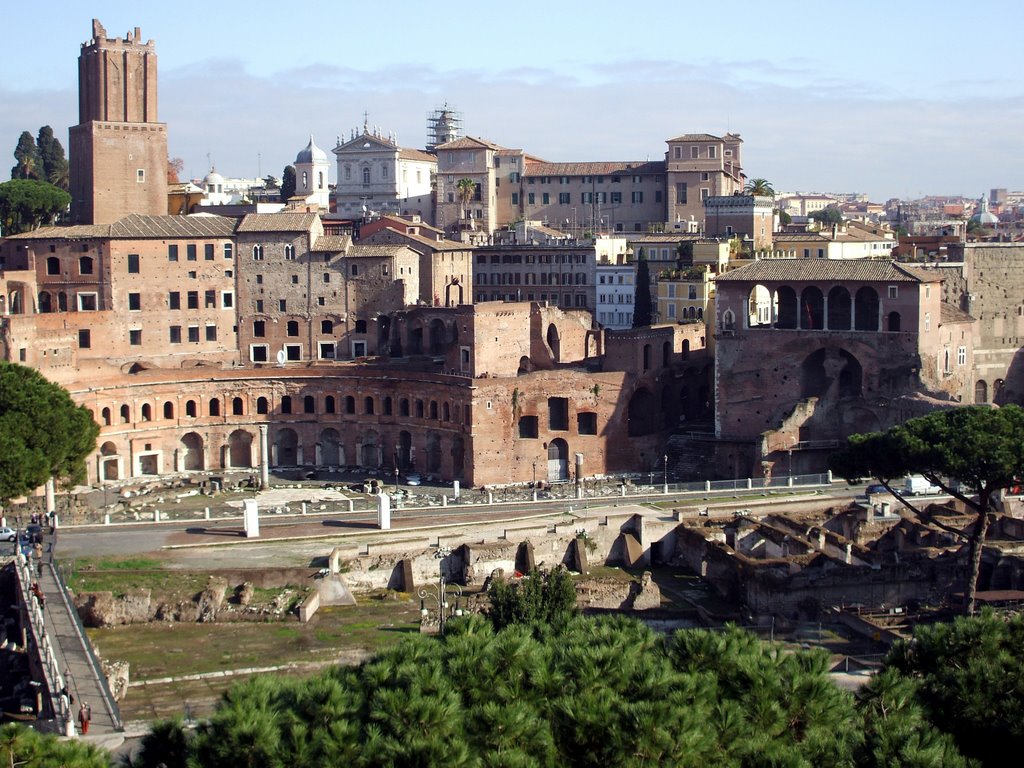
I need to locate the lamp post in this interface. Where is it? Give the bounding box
[419,571,463,635]
[663,454,669,494]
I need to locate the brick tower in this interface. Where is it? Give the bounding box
[69,19,168,224]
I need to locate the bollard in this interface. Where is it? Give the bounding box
[827,470,833,484]
[704,480,711,492]
[104,513,110,525]
[787,477,793,487]
[534,490,538,502]
[488,492,493,505]
[302,502,307,515]
[347,499,354,512]
[442,496,448,507]
[154,510,161,523]
[746,478,753,490]
[621,485,626,497]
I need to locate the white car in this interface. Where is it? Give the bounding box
[0,527,16,542]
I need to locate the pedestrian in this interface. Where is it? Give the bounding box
[78,702,91,734]
[31,582,45,608]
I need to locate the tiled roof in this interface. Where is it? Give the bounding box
[715,259,922,283]
[5,214,237,240]
[398,147,437,163]
[108,213,237,238]
[348,244,409,258]
[666,133,723,143]
[940,302,974,324]
[5,224,109,240]
[377,227,467,251]
[311,235,351,252]
[236,213,319,232]
[435,136,504,151]
[524,160,665,177]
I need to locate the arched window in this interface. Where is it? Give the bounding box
[443,402,451,421]
[232,397,244,415]
[775,287,798,329]
[345,396,355,414]
[800,286,824,329]
[384,396,393,416]
[141,403,152,422]
[281,396,292,414]
[827,287,852,330]
[642,344,651,371]
[185,400,197,418]
[284,244,295,260]
[415,399,424,418]
[887,311,901,332]
[854,287,880,331]
[253,244,264,260]
[163,401,174,419]
[101,407,111,426]
[362,167,370,185]
[304,395,316,414]
[287,320,299,336]
[325,395,336,414]
[209,398,221,416]
[364,396,375,415]
[257,397,269,414]
[46,256,60,275]
[318,171,324,189]
[120,404,131,423]
[302,171,308,188]
[79,256,94,275]
[429,401,438,419]
[400,398,410,417]
[975,380,988,404]
[38,292,52,313]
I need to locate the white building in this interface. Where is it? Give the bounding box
[594,237,634,329]
[294,136,331,209]
[198,169,269,206]
[333,123,435,221]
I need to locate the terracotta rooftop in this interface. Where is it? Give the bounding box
[347,244,410,259]
[940,302,974,324]
[715,259,924,283]
[524,160,665,177]
[311,235,351,253]
[435,136,505,151]
[398,147,437,163]
[666,133,726,143]
[236,213,319,232]
[7,214,237,240]
[376,227,468,251]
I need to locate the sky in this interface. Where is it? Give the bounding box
[3,0,1023,202]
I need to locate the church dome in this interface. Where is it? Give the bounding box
[295,135,328,164]
[971,195,999,225]
[203,169,225,186]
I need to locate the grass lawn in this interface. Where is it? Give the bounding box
[91,595,424,722]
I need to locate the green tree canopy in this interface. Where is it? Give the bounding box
[0,362,99,504]
[10,130,42,180]
[485,567,577,631]
[0,722,109,767]
[809,204,843,225]
[0,179,71,234]
[866,610,1024,766]
[830,404,1024,614]
[632,247,653,327]
[280,165,296,201]
[777,208,792,225]
[164,615,899,767]
[36,125,69,190]
[743,178,775,197]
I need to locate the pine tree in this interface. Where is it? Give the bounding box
[632,247,653,327]
[11,130,42,180]
[36,126,69,190]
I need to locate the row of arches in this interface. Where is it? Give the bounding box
[975,378,1005,404]
[743,284,896,332]
[97,392,470,426]
[97,427,468,480]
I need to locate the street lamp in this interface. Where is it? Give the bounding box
[419,571,463,635]
[663,454,669,494]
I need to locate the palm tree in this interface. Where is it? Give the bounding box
[456,178,476,228]
[744,178,775,198]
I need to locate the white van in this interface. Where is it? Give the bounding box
[904,475,941,496]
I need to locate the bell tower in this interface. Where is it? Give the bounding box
[69,19,168,224]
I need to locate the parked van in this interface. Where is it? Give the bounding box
[904,475,941,496]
